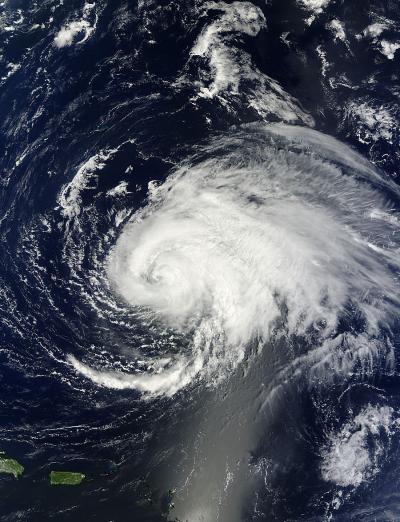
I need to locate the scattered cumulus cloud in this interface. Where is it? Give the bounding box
[54,20,93,48]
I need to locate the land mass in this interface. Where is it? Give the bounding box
[50,471,85,486]
[0,452,24,478]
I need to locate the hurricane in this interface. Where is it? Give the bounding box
[67,123,400,402]
[2,0,400,520]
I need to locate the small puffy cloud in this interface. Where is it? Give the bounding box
[380,40,400,60]
[54,20,92,48]
[297,0,331,14]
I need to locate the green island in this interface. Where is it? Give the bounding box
[0,452,24,478]
[50,471,85,486]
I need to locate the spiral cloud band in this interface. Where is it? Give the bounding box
[70,123,400,397]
